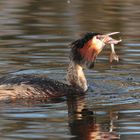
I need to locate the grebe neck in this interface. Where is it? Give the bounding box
[67,61,88,92]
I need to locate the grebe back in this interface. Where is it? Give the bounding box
[0,32,121,102]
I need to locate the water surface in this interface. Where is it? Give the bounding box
[0,0,140,140]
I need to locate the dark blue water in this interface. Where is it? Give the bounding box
[0,0,139,140]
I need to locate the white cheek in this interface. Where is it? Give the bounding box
[96,40,105,49]
[92,37,105,49]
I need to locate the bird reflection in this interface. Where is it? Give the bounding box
[66,94,120,140]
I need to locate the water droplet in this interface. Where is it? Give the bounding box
[67,0,71,4]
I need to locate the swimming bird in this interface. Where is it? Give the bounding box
[0,32,121,102]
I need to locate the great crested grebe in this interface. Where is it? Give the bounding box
[0,32,121,102]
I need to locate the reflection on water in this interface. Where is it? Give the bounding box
[0,0,140,140]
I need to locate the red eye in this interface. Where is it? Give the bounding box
[96,36,100,39]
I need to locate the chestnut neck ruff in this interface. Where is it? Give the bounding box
[69,32,101,68]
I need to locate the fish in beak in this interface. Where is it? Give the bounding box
[96,32,122,62]
[97,32,122,45]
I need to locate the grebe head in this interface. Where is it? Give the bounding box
[70,32,121,68]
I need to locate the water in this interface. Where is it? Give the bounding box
[0,0,140,139]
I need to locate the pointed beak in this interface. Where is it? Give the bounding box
[99,32,122,45]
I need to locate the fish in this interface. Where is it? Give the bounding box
[105,32,121,63]
[109,43,119,63]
